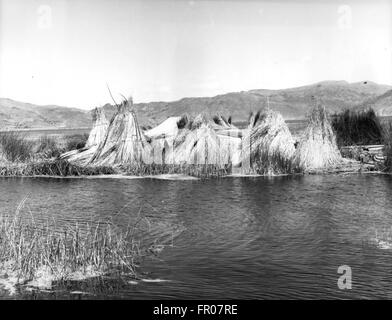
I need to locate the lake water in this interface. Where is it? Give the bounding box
[1,174,392,299]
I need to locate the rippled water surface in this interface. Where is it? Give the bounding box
[1,174,392,299]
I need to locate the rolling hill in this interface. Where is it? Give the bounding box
[1,80,391,130]
[103,80,392,127]
[355,89,392,116]
[0,98,91,130]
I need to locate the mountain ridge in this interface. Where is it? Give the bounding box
[1,80,391,130]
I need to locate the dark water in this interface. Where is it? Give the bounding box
[1,174,392,299]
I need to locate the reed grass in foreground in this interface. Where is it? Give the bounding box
[0,214,146,295]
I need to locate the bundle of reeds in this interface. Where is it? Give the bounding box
[89,98,152,166]
[293,104,342,171]
[212,114,234,129]
[86,107,109,148]
[241,110,295,174]
[61,107,109,164]
[173,124,224,165]
[331,108,384,146]
[164,112,242,167]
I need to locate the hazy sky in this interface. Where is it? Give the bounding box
[0,0,391,109]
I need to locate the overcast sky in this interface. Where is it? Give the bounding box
[0,0,391,109]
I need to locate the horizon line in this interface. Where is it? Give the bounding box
[1,79,391,110]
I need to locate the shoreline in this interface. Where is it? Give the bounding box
[0,164,386,179]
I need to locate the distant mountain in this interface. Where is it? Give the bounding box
[103,80,392,127]
[1,80,391,130]
[0,98,91,130]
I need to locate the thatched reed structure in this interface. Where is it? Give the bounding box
[145,113,241,168]
[154,113,241,167]
[293,104,342,171]
[86,107,109,148]
[60,107,109,164]
[88,98,152,167]
[145,117,183,165]
[144,116,181,140]
[240,110,295,174]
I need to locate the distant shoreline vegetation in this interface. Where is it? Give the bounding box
[0,101,391,178]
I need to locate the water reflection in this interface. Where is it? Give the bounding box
[1,174,392,298]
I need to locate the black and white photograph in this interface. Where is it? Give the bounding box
[0,0,391,305]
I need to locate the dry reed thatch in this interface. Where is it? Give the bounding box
[170,124,221,165]
[60,108,109,165]
[144,116,182,140]
[212,114,234,129]
[86,107,109,148]
[161,113,241,167]
[293,104,342,171]
[241,110,295,173]
[89,98,152,166]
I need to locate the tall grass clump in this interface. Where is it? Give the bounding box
[0,213,144,293]
[0,132,33,162]
[0,159,116,177]
[250,149,294,175]
[35,136,63,159]
[64,133,89,152]
[331,108,384,146]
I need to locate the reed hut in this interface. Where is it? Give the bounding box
[162,113,240,166]
[293,104,342,171]
[241,110,295,173]
[145,117,183,165]
[88,98,152,166]
[85,107,109,148]
[60,107,109,164]
[177,124,224,165]
[144,116,181,140]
